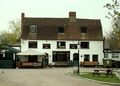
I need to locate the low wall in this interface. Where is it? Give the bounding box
[0,60,16,68]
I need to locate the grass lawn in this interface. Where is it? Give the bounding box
[73,72,120,84]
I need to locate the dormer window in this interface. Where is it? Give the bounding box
[30,25,37,33]
[58,27,64,33]
[81,26,87,35]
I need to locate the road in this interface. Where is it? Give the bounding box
[0,68,118,86]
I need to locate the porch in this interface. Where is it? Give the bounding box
[17,49,48,68]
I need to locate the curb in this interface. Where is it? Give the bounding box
[68,73,120,86]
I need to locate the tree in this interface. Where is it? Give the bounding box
[8,19,21,42]
[105,17,120,50]
[0,19,21,48]
[105,31,119,50]
[104,0,120,20]
[104,0,120,50]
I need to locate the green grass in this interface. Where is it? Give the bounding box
[73,72,120,84]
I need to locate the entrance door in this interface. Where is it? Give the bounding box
[53,51,70,62]
[73,53,79,61]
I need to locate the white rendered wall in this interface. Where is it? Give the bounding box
[21,39,104,65]
[79,41,104,65]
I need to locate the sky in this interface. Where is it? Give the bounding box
[0,0,112,36]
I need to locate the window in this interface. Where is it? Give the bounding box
[104,53,109,58]
[112,53,119,58]
[30,25,37,33]
[57,41,66,49]
[70,44,77,49]
[58,27,64,33]
[81,42,89,49]
[92,55,98,62]
[28,41,37,48]
[84,54,90,61]
[81,27,87,34]
[53,51,70,62]
[43,44,50,49]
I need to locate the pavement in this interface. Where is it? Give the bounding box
[0,67,119,86]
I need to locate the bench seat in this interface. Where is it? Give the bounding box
[82,61,98,66]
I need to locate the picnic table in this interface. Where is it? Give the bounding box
[93,69,113,77]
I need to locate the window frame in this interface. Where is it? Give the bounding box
[28,41,37,48]
[57,41,66,49]
[80,26,87,34]
[43,44,51,49]
[81,42,89,49]
[84,54,90,61]
[30,25,37,33]
[69,44,77,49]
[104,53,109,58]
[92,54,98,62]
[58,27,64,33]
[112,53,119,58]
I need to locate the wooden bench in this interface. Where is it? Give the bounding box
[93,69,113,77]
[83,61,98,67]
[21,62,41,68]
[22,62,33,67]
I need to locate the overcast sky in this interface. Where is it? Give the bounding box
[0,0,112,36]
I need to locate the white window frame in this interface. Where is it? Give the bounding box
[105,53,109,58]
[112,53,119,58]
[57,41,66,49]
[30,25,37,33]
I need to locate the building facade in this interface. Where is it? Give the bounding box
[20,12,104,66]
[104,49,120,67]
[0,46,20,68]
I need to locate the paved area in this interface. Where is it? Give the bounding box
[0,68,118,86]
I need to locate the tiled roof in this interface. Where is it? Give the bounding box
[1,46,20,53]
[21,13,103,40]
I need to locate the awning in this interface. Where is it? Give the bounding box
[17,49,45,56]
[1,46,20,53]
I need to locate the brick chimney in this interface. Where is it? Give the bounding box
[21,13,25,35]
[69,12,76,22]
[21,13,25,19]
